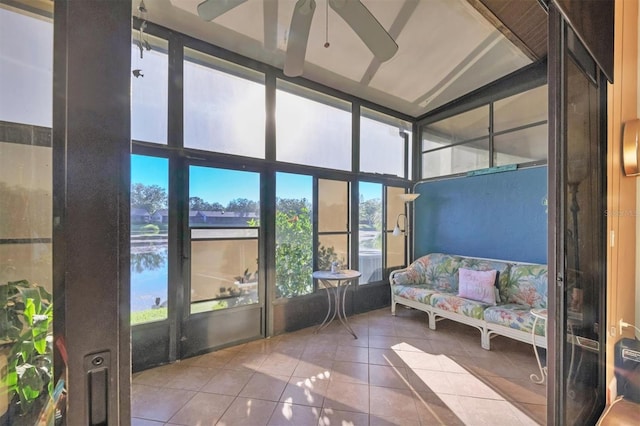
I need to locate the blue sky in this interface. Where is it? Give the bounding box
[132,155,382,206]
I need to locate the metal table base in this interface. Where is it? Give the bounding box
[313,270,361,339]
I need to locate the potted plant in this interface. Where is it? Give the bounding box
[233,268,257,285]
[0,279,53,425]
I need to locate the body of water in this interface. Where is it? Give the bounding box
[131,245,168,312]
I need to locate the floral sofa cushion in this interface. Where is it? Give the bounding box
[484,304,545,336]
[392,284,440,305]
[429,293,490,320]
[502,264,548,309]
[392,253,462,292]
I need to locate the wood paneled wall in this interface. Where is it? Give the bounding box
[606,0,638,397]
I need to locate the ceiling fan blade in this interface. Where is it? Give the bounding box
[329,0,398,62]
[197,0,248,21]
[283,0,316,77]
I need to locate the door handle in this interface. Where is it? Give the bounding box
[84,351,110,425]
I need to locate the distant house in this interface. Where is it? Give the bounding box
[189,210,204,224]
[131,208,150,224]
[190,210,259,226]
[150,211,163,223]
[155,209,169,224]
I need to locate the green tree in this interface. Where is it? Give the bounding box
[131,250,167,274]
[226,198,258,213]
[359,198,382,229]
[274,198,340,298]
[276,197,309,216]
[189,196,223,211]
[131,183,167,214]
[275,205,313,298]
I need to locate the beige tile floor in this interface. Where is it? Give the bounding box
[132,307,547,426]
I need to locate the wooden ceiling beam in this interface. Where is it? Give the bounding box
[466,0,545,61]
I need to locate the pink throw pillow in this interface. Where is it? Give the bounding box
[457,268,498,305]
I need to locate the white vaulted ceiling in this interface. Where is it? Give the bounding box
[139,0,535,117]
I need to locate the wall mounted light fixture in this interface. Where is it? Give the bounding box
[392,192,420,235]
[392,192,420,264]
[397,193,420,203]
[392,213,407,236]
[622,118,640,176]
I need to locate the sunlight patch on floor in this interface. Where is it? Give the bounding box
[392,342,539,425]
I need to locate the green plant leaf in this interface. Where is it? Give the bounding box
[4,368,17,388]
[33,334,47,354]
[16,363,43,411]
[18,287,42,312]
[23,298,35,326]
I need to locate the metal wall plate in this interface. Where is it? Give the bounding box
[622,118,640,176]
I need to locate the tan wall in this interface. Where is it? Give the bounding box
[606,0,638,394]
[0,141,52,291]
[637,0,640,339]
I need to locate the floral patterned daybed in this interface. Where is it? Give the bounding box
[389,253,547,350]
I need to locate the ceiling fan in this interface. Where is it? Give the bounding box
[197,0,398,77]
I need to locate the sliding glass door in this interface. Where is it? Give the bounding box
[549,7,607,424]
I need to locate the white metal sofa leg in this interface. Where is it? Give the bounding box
[428,311,437,330]
[481,328,491,350]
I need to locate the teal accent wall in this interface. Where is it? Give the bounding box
[413,166,547,264]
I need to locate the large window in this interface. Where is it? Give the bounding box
[184,48,265,158]
[131,31,168,144]
[420,84,548,179]
[275,173,313,298]
[360,108,411,178]
[130,155,169,324]
[276,81,352,170]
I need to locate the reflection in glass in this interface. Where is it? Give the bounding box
[359,182,382,284]
[131,249,166,275]
[562,55,602,425]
